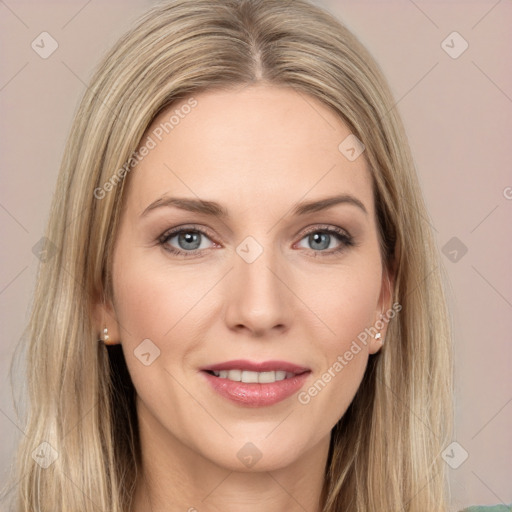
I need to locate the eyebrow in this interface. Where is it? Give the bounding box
[140,193,368,218]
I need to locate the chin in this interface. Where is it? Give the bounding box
[197,434,315,473]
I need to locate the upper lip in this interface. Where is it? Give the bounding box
[200,359,310,374]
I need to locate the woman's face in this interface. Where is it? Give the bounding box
[104,84,390,472]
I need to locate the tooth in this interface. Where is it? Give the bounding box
[275,370,286,381]
[227,369,242,381]
[241,371,259,383]
[258,371,276,383]
[211,369,296,382]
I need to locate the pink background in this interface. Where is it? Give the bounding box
[1,1,511,509]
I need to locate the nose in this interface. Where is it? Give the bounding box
[223,241,293,337]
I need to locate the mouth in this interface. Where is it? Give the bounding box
[200,360,311,407]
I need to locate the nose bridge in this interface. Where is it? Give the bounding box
[225,235,292,334]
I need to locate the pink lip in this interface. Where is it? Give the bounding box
[200,360,311,408]
[200,359,310,374]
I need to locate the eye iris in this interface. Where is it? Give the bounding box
[309,232,330,250]
[179,232,201,250]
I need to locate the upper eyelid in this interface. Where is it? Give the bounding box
[159,224,218,242]
[300,224,351,236]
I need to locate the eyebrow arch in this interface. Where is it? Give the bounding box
[292,194,368,216]
[140,193,368,218]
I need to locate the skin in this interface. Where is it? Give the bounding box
[94,84,392,512]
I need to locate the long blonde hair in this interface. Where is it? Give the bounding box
[7,0,453,510]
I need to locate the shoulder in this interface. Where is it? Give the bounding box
[459,506,512,512]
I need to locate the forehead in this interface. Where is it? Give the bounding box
[125,84,374,218]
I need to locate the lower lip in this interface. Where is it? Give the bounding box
[201,371,311,407]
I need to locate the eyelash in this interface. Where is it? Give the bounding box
[157,224,355,258]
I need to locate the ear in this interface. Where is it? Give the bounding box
[91,293,121,345]
[368,267,395,355]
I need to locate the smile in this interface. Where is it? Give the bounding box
[200,360,311,407]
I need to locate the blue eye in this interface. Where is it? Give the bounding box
[159,226,214,257]
[158,224,355,258]
[296,226,355,255]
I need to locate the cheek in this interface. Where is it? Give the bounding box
[111,248,220,398]
[111,253,204,415]
[295,259,381,417]
[112,248,206,342]
[305,260,381,351]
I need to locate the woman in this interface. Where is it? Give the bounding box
[5,0,502,510]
